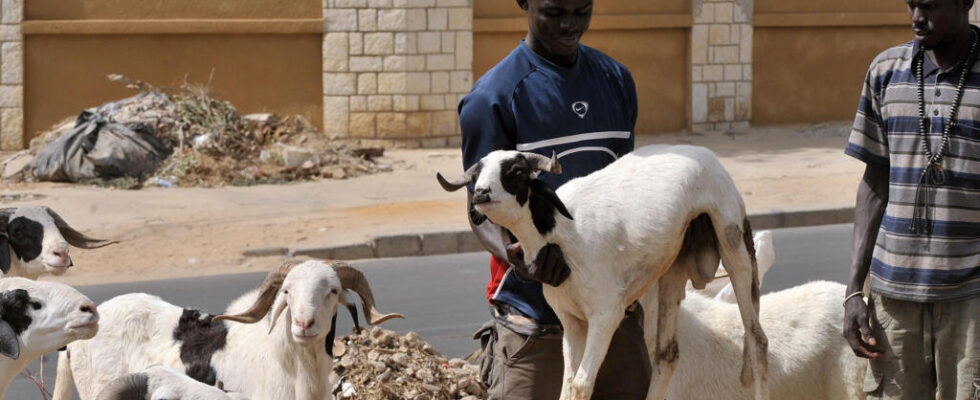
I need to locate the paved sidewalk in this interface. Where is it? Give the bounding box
[0,123,865,285]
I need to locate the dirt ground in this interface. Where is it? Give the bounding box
[0,123,864,286]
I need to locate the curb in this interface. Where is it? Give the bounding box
[246,207,856,261]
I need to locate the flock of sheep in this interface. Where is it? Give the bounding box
[0,143,865,399]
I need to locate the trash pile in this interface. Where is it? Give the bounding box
[332,327,486,400]
[1,75,391,188]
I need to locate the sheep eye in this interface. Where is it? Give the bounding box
[283,289,289,295]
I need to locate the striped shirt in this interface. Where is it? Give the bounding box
[846,35,980,302]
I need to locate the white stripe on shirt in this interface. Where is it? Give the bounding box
[557,146,619,160]
[516,131,631,151]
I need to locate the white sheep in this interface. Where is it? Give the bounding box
[0,277,99,397]
[96,365,250,400]
[1,206,116,279]
[437,145,769,400]
[664,281,864,399]
[53,260,403,400]
[695,230,775,302]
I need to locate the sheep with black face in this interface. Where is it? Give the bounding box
[438,145,770,400]
[0,278,99,397]
[54,260,403,400]
[0,206,116,279]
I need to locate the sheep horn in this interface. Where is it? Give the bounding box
[333,263,404,325]
[436,162,481,192]
[96,372,149,400]
[43,207,118,249]
[214,261,296,324]
[524,151,562,175]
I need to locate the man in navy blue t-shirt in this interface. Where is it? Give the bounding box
[460,0,650,398]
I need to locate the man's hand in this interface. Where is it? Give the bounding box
[842,296,884,359]
[505,242,571,287]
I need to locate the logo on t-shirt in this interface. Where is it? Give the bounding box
[572,101,589,119]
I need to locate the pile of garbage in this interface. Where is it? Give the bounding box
[332,327,485,400]
[1,75,391,188]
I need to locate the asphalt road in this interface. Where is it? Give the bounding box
[8,223,854,399]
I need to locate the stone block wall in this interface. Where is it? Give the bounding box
[0,0,21,150]
[323,0,473,148]
[691,0,751,132]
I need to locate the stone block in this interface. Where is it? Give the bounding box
[405,111,431,135]
[378,72,407,93]
[350,95,368,111]
[420,137,448,148]
[369,0,392,6]
[325,9,358,32]
[406,55,427,71]
[394,0,435,7]
[696,2,714,24]
[364,32,394,55]
[323,73,357,95]
[457,230,484,253]
[0,25,20,42]
[418,32,441,54]
[242,247,288,258]
[715,3,733,23]
[735,96,751,120]
[336,0,367,7]
[384,55,407,71]
[2,0,22,24]
[441,31,455,53]
[0,84,20,108]
[692,65,703,82]
[330,243,376,260]
[450,71,472,93]
[455,31,473,69]
[714,45,739,64]
[708,97,725,122]
[374,234,422,257]
[394,32,417,54]
[737,81,751,97]
[431,110,457,135]
[437,0,471,6]
[0,107,21,150]
[691,25,708,64]
[724,97,735,121]
[444,94,458,109]
[717,82,735,97]
[692,83,708,123]
[393,95,420,111]
[431,71,449,93]
[428,8,448,31]
[740,26,753,63]
[708,82,717,97]
[743,65,753,81]
[427,54,455,71]
[359,9,378,31]
[447,134,462,148]
[406,9,428,31]
[350,56,383,72]
[703,65,723,82]
[405,72,431,94]
[734,3,750,23]
[1,42,21,84]
[350,33,364,55]
[448,7,472,30]
[378,9,407,31]
[724,64,741,81]
[357,73,377,94]
[289,246,332,259]
[420,94,445,110]
[323,96,350,135]
[323,33,349,72]
[368,95,393,111]
[350,113,377,138]
[377,112,409,138]
[709,25,730,46]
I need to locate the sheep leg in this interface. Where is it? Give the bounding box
[557,314,587,400]
[565,311,622,400]
[719,221,770,400]
[646,267,687,400]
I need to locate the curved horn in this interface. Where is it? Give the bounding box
[436,162,481,192]
[96,372,149,400]
[333,263,404,325]
[523,151,562,175]
[214,261,296,324]
[43,207,118,249]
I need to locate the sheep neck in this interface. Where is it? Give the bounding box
[271,309,331,400]
[505,216,557,266]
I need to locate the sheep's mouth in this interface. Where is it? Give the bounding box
[472,193,492,204]
[292,332,320,344]
[66,320,99,336]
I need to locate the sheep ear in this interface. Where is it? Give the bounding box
[325,312,338,357]
[0,320,19,359]
[43,207,118,249]
[530,180,573,221]
[0,211,9,274]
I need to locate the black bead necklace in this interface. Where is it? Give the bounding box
[910,29,978,235]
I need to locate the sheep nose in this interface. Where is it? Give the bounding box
[475,187,490,195]
[294,317,314,330]
[52,248,68,261]
[473,188,491,204]
[79,303,98,319]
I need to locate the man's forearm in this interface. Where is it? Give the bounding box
[847,164,889,294]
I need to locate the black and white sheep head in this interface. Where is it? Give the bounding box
[0,206,117,279]
[0,277,99,360]
[214,260,404,349]
[437,150,573,234]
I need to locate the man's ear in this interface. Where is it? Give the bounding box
[0,320,19,359]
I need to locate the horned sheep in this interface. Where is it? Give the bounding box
[1,206,115,279]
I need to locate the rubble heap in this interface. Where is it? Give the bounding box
[332,327,485,400]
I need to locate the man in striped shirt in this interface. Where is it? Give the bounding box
[843,0,980,398]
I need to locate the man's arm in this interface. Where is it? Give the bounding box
[842,163,888,359]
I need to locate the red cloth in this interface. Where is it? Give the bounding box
[486,255,510,302]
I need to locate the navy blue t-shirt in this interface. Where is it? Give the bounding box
[459,41,637,325]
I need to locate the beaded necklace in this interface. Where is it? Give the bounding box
[910,29,978,235]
